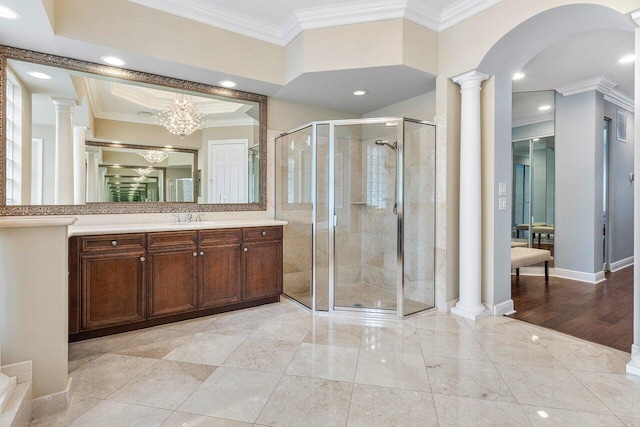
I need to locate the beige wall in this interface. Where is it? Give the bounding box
[93,118,202,149]
[268,98,358,132]
[363,90,436,121]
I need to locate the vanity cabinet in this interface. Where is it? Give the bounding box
[69,226,283,340]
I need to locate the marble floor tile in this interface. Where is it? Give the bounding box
[618,415,640,426]
[201,315,266,337]
[572,371,640,418]
[249,318,313,342]
[68,330,140,354]
[302,319,364,348]
[418,328,489,361]
[160,411,252,426]
[539,337,629,374]
[360,324,423,354]
[495,363,610,413]
[108,360,215,410]
[161,316,217,333]
[432,394,531,427]
[70,353,157,399]
[178,366,280,423]
[163,333,245,366]
[222,338,299,374]
[411,312,473,335]
[424,355,516,402]
[475,333,562,368]
[256,375,353,427]
[68,347,103,373]
[68,400,172,427]
[285,342,359,382]
[464,315,532,338]
[355,349,430,392]
[31,394,101,427]
[520,405,626,426]
[346,384,438,427]
[115,328,195,359]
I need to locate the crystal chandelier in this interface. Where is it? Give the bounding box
[132,176,146,183]
[156,94,207,138]
[138,150,168,164]
[134,167,154,176]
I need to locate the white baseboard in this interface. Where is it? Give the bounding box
[491,299,515,316]
[610,256,634,272]
[553,268,606,284]
[31,377,72,420]
[437,298,458,312]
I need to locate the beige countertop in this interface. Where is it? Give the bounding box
[68,219,288,236]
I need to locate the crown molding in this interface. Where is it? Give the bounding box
[556,76,618,97]
[604,88,634,113]
[129,0,284,45]
[439,0,504,31]
[130,0,505,46]
[631,10,640,26]
[512,113,554,128]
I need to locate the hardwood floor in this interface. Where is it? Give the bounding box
[509,265,633,352]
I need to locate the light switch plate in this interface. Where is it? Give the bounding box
[498,197,507,211]
[498,183,507,196]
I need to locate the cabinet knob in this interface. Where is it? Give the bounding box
[193,252,198,257]
[244,247,248,252]
[261,231,267,236]
[111,240,117,246]
[200,251,204,256]
[140,256,145,262]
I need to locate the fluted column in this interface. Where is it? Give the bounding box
[73,126,87,205]
[52,98,76,205]
[450,70,491,321]
[626,10,640,376]
[85,146,100,202]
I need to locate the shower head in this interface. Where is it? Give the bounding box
[374,140,398,150]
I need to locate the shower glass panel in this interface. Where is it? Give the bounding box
[275,118,436,318]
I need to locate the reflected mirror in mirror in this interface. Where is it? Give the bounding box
[511,90,555,251]
[5,57,262,206]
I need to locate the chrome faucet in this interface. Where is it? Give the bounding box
[173,214,180,223]
[196,214,202,222]
[185,213,193,223]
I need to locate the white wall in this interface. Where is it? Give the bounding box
[363,91,436,121]
[31,124,56,205]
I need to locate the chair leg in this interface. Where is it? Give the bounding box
[516,268,520,277]
[544,261,549,282]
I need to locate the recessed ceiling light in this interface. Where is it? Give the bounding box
[619,54,635,64]
[353,89,369,96]
[27,71,52,80]
[164,145,173,148]
[112,141,122,145]
[513,72,525,80]
[538,105,552,111]
[532,138,540,142]
[219,80,237,88]
[0,6,20,20]
[101,56,126,66]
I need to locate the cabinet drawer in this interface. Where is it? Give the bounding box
[148,231,197,250]
[199,228,242,246]
[81,233,146,253]
[243,226,282,242]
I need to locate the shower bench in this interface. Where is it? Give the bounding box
[511,247,551,281]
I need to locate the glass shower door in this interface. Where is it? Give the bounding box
[332,122,398,311]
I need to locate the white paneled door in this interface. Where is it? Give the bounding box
[208,139,248,203]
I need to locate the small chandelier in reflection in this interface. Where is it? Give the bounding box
[157,94,207,138]
[132,176,146,183]
[134,167,154,176]
[138,150,168,164]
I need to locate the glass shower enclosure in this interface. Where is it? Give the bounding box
[275,118,436,318]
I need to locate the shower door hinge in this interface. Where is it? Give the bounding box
[333,214,338,227]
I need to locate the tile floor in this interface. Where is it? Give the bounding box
[32,299,640,426]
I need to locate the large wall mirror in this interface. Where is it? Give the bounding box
[1,46,266,215]
[512,91,555,253]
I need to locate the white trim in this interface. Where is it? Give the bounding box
[207,139,249,204]
[437,298,458,312]
[552,267,606,284]
[439,0,504,31]
[31,377,72,420]
[627,344,640,377]
[512,114,554,128]
[129,0,504,46]
[610,255,634,272]
[556,76,617,97]
[491,299,515,316]
[604,89,635,114]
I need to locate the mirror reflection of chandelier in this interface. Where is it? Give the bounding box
[134,167,154,176]
[132,176,146,183]
[157,94,207,138]
[138,150,168,164]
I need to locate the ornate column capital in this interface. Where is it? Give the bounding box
[451,70,490,91]
[51,97,77,112]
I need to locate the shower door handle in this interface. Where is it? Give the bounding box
[333,214,338,227]
[393,202,397,215]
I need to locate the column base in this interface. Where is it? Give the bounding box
[451,304,490,321]
[627,344,640,377]
[0,373,17,413]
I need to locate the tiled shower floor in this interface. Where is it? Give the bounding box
[287,282,432,314]
[33,299,639,426]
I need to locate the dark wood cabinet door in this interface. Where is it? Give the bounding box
[199,244,242,309]
[81,251,146,330]
[243,240,283,301]
[148,248,198,318]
